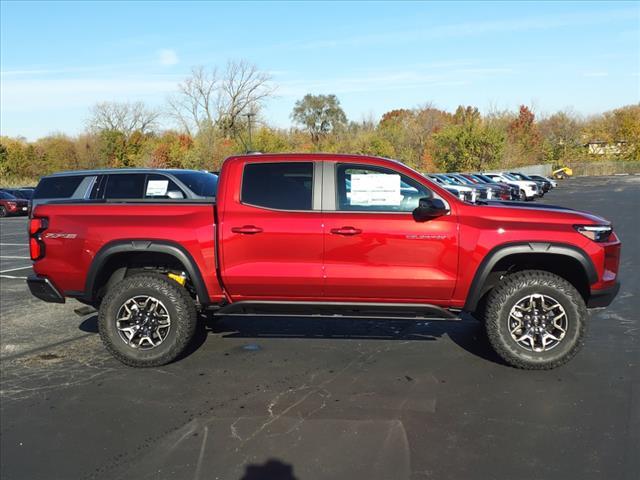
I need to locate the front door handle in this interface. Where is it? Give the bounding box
[330,226,362,236]
[231,225,263,235]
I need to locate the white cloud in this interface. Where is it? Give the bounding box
[275,64,512,98]
[158,49,179,66]
[0,76,178,111]
[287,6,638,52]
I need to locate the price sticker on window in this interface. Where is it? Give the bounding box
[146,180,169,196]
[350,174,402,206]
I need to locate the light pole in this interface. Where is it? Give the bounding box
[244,112,255,152]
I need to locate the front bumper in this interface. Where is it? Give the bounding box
[587,282,620,308]
[27,275,65,303]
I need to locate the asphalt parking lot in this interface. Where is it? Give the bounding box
[1,176,638,480]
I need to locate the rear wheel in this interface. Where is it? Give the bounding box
[98,273,197,367]
[484,270,586,369]
[0,206,7,217]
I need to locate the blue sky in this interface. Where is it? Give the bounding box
[1,0,639,139]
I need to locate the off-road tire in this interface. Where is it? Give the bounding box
[484,270,586,370]
[99,273,197,367]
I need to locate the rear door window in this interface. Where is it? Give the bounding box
[241,162,313,210]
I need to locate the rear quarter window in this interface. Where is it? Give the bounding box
[34,176,87,199]
[171,172,218,197]
[104,174,146,199]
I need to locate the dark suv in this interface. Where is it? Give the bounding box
[32,169,218,211]
[0,190,29,217]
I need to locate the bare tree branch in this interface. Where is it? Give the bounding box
[87,101,159,137]
[166,60,273,138]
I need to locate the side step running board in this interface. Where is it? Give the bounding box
[214,301,460,320]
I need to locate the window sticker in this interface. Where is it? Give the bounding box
[350,173,402,206]
[146,180,169,196]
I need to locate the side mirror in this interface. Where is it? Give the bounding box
[413,197,449,222]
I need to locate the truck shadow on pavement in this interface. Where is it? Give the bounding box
[205,313,507,367]
[78,313,506,366]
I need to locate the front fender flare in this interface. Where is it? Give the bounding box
[463,242,597,312]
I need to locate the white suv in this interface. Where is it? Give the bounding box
[484,173,538,201]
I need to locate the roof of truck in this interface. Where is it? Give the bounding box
[228,152,392,160]
[225,152,406,167]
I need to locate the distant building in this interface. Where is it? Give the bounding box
[585,141,626,155]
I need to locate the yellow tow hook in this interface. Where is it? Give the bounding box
[167,272,187,286]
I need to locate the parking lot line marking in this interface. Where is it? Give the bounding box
[0,275,27,280]
[0,266,32,273]
[0,256,30,259]
[0,243,28,246]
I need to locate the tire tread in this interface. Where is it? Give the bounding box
[484,269,587,370]
[98,273,197,367]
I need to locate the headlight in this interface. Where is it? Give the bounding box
[574,225,613,242]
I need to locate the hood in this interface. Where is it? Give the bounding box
[480,200,610,225]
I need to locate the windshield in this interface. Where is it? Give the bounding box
[474,174,495,183]
[172,172,218,197]
[15,189,33,199]
[451,175,474,185]
[510,172,530,180]
[502,173,518,180]
[0,191,18,199]
[437,175,458,185]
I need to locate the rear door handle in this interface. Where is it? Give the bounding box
[330,226,362,236]
[231,225,263,235]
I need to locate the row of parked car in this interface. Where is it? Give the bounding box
[425,172,558,203]
[0,187,34,217]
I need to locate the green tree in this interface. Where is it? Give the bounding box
[291,94,347,144]
[433,107,505,172]
[538,111,582,164]
[34,135,79,174]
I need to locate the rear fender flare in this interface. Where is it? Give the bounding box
[84,240,209,304]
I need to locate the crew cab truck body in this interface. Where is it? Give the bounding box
[28,154,621,369]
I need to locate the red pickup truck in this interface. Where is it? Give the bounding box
[27,154,621,369]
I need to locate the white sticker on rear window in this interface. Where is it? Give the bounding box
[350,174,402,206]
[146,180,169,196]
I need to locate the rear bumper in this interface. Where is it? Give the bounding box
[27,275,65,303]
[587,282,620,308]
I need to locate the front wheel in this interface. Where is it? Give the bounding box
[484,270,586,369]
[98,273,197,367]
[0,206,7,217]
